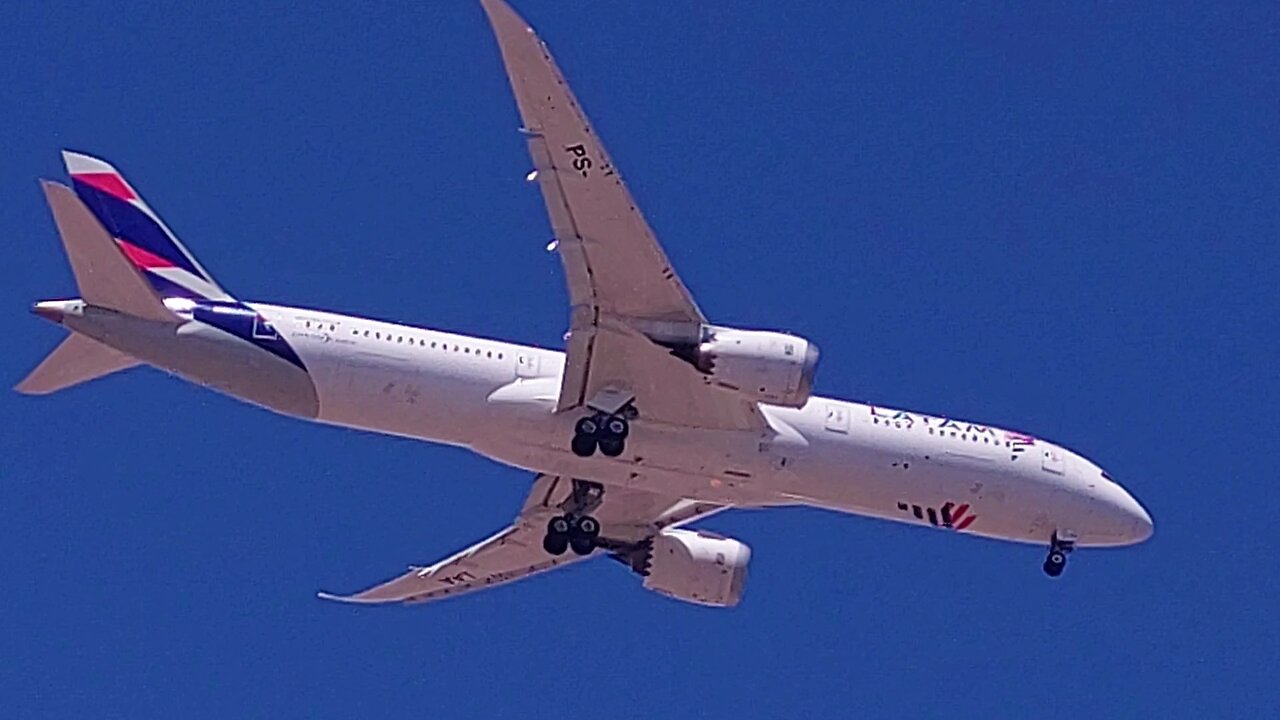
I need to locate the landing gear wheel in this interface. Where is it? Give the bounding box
[576,516,600,538]
[543,532,569,556]
[568,515,599,555]
[548,516,571,536]
[569,536,595,556]
[1041,531,1075,578]
[575,417,600,437]
[571,433,598,457]
[1043,551,1066,577]
[569,408,634,459]
[604,416,629,440]
[542,516,572,556]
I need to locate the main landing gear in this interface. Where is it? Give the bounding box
[1042,530,1077,578]
[542,479,606,557]
[570,406,635,458]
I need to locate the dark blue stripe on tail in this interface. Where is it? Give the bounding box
[72,180,205,278]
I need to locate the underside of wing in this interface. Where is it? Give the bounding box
[480,0,768,433]
[560,323,765,431]
[480,0,703,325]
[319,474,726,606]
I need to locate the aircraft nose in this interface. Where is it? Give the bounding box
[1096,480,1154,544]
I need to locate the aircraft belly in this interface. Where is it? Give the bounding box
[297,340,508,447]
[62,309,319,418]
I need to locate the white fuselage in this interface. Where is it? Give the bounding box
[235,303,1151,549]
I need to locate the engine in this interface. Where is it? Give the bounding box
[669,326,820,407]
[638,528,752,607]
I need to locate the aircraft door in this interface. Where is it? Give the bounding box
[516,351,540,379]
[1041,445,1066,475]
[824,404,849,433]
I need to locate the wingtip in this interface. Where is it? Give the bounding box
[317,590,388,606]
[478,0,533,33]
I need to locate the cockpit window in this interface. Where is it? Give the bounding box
[1100,470,1113,481]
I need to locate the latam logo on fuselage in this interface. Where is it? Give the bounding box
[870,406,1037,454]
[897,500,977,531]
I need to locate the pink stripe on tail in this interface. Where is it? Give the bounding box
[116,239,175,269]
[72,172,137,201]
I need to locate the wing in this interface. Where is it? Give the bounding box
[319,474,725,606]
[480,0,701,325]
[480,0,765,431]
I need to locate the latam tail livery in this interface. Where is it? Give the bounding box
[18,0,1152,608]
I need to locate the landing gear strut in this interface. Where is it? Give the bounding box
[1042,530,1077,578]
[542,480,606,557]
[570,406,634,458]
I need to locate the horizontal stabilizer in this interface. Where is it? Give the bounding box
[15,333,140,395]
[41,180,174,322]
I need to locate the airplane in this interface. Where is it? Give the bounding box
[17,0,1152,608]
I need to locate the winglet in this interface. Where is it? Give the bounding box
[316,591,387,605]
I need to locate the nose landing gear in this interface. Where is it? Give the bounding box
[1042,530,1077,577]
[569,407,634,458]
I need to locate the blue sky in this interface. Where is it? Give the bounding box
[2,1,1277,717]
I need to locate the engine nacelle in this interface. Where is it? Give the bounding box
[640,528,751,607]
[680,326,820,408]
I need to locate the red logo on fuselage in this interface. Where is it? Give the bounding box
[897,500,977,531]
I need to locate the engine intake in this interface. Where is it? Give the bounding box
[637,528,751,607]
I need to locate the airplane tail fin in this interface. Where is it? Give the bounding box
[62,151,235,302]
[41,180,176,322]
[15,333,140,395]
